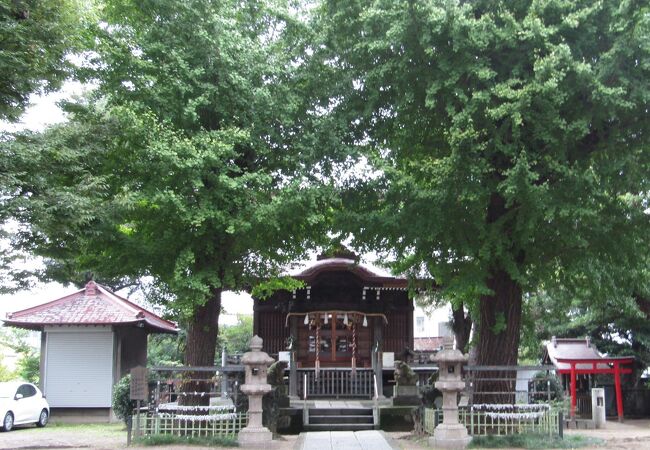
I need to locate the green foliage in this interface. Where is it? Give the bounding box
[0,0,84,121]
[312,0,650,363]
[15,351,39,384]
[134,433,237,447]
[469,433,602,449]
[528,371,564,403]
[0,328,39,383]
[251,278,304,301]
[1,0,335,368]
[218,316,253,356]
[0,354,13,382]
[147,332,185,368]
[111,374,135,424]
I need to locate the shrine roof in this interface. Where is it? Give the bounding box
[544,337,632,371]
[291,256,408,287]
[3,281,177,334]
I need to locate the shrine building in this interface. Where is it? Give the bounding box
[253,249,414,398]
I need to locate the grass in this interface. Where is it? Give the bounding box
[47,422,124,430]
[20,421,124,436]
[133,433,238,447]
[469,433,603,449]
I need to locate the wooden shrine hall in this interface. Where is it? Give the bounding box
[253,249,414,398]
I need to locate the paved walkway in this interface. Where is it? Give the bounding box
[298,430,396,450]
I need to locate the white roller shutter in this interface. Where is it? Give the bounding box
[45,331,114,407]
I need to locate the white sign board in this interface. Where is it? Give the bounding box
[278,351,291,367]
[382,352,395,368]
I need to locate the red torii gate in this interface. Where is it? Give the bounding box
[555,356,634,422]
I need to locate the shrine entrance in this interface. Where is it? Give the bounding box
[292,311,383,370]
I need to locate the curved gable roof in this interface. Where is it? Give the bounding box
[292,257,408,288]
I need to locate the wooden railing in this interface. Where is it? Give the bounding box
[136,410,248,438]
[298,368,374,399]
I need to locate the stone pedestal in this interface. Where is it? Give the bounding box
[430,423,473,449]
[428,336,471,449]
[238,336,274,447]
[393,385,420,406]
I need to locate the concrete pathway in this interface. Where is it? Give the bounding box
[298,430,396,450]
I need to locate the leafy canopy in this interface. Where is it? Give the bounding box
[315,0,649,310]
[0,0,84,121]
[2,0,335,317]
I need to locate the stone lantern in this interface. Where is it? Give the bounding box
[430,336,471,449]
[238,335,275,447]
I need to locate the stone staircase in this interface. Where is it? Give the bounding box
[304,406,376,431]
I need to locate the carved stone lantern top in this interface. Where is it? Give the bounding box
[433,336,468,390]
[241,335,274,396]
[241,335,274,366]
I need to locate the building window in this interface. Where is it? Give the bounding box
[438,321,453,337]
[416,316,425,334]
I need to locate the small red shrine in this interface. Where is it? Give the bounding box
[544,337,634,421]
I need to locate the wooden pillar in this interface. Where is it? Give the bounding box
[614,362,624,422]
[570,364,577,418]
[331,312,336,361]
[289,316,298,399]
[373,317,384,398]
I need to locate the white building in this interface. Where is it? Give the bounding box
[413,304,453,352]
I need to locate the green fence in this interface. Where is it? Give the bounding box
[424,407,561,437]
[135,411,248,438]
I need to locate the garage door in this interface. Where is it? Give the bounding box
[45,331,114,407]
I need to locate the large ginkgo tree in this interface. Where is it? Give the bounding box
[313,0,650,394]
[2,0,334,399]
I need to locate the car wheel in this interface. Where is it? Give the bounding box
[1,412,13,432]
[37,409,48,427]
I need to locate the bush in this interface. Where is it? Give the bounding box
[112,374,136,424]
[469,433,602,449]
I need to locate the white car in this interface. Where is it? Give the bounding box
[0,381,50,432]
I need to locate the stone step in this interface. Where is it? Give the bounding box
[309,414,374,424]
[308,408,373,416]
[304,423,375,432]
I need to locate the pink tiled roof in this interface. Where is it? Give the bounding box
[414,337,444,352]
[3,281,177,334]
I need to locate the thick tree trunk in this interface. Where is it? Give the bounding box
[451,303,472,353]
[474,269,522,404]
[179,288,221,406]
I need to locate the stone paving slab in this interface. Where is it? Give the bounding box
[298,430,396,450]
